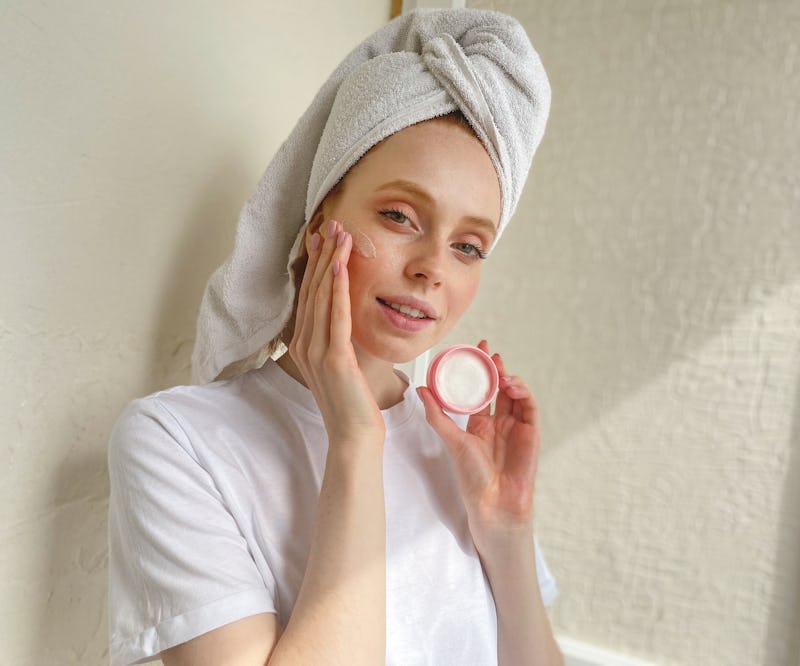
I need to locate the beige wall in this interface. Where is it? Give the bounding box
[3,1,799,665]
[454,1,798,664]
[0,2,388,663]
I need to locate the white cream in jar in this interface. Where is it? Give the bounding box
[426,345,499,414]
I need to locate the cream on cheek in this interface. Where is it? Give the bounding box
[340,220,376,259]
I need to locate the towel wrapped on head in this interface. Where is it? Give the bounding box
[192,8,551,385]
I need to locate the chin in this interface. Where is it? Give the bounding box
[354,336,435,366]
[387,349,425,365]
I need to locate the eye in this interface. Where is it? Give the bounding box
[453,242,488,261]
[379,209,412,226]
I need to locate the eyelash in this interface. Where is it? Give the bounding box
[455,242,488,260]
[379,208,487,261]
[380,208,411,226]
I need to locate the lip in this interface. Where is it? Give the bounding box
[376,295,438,333]
[377,295,438,320]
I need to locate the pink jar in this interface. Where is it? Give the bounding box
[426,345,499,414]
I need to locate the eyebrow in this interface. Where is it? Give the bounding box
[375,179,498,239]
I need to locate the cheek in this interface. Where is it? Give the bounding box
[350,228,377,259]
[450,273,481,315]
[347,238,403,289]
[345,253,378,307]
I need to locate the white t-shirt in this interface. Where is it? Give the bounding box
[108,360,558,665]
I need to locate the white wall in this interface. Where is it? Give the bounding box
[3,1,799,665]
[454,1,799,664]
[0,2,388,663]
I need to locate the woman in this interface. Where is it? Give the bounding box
[108,8,562,665]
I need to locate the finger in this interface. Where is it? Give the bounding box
[303,219,341,347]
[493,353,514,418]
[416,386,469,455]
[291,230,322,356]
[312,223,354,348]
[308,221,342,347]
[499,374,538,426]
[309,219,340,297]
[329,232,353,349]
[472,402,492,419]
[469,340,493,417]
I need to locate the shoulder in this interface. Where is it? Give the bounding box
[107,365,309,478]
[108,375,256,466]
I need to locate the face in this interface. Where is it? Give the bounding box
[312,117,502,365]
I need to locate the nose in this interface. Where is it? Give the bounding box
[405,238,446,287]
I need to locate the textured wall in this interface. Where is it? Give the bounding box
[3,2,799,665]
[450,1,798,664]
[0,2,388,664]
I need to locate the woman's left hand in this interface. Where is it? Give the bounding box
[416,340,540,551]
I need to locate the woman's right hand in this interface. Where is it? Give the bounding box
[165,220,388,666]
[289,219,386,445]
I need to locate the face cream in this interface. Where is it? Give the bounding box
[426,345,499,414]
[341,220,376,258]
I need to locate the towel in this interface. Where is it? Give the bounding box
[192,8,551,384]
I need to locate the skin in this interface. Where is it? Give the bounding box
[321,118,500,366]
[162,118,563,665]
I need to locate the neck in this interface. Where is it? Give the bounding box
[275,346,407,410]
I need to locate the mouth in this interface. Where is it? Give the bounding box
[376,297,436,320]
[376,297,438,333]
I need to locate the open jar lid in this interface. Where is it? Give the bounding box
[426,345,499,414]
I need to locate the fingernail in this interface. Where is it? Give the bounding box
[500,375,512,382]
[310,233,321,251]
[332,259,340,276]
[337,230,346,247]
[327,219,338,237]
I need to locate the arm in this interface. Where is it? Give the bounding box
[268,431,385,664]
[479,533,563,666]
[164,221,387,666]
[162,614,280,666]
[418,341,562,666]
[162,437,385,666]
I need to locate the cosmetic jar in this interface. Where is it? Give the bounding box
[426,345,499,414]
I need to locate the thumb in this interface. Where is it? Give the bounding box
[416,386,468,452]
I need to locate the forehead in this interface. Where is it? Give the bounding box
[343,118,502,226]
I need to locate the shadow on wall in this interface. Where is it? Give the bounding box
[453,2,800,661]
[145,159,255,392]
[462,0,800,445]
[30,1,799,661]
[35,453,110,665]
[765,377,800,666]
[32,161,251,664]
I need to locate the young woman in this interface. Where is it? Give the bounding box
[108,9,562,666]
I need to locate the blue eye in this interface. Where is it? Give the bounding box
[453,242,488,260]
[380,209,411,226]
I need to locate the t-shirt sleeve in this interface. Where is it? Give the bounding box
[107,396,277,666]
[533,534,559,607]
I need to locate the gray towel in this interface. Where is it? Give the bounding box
[192,8,550,384]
